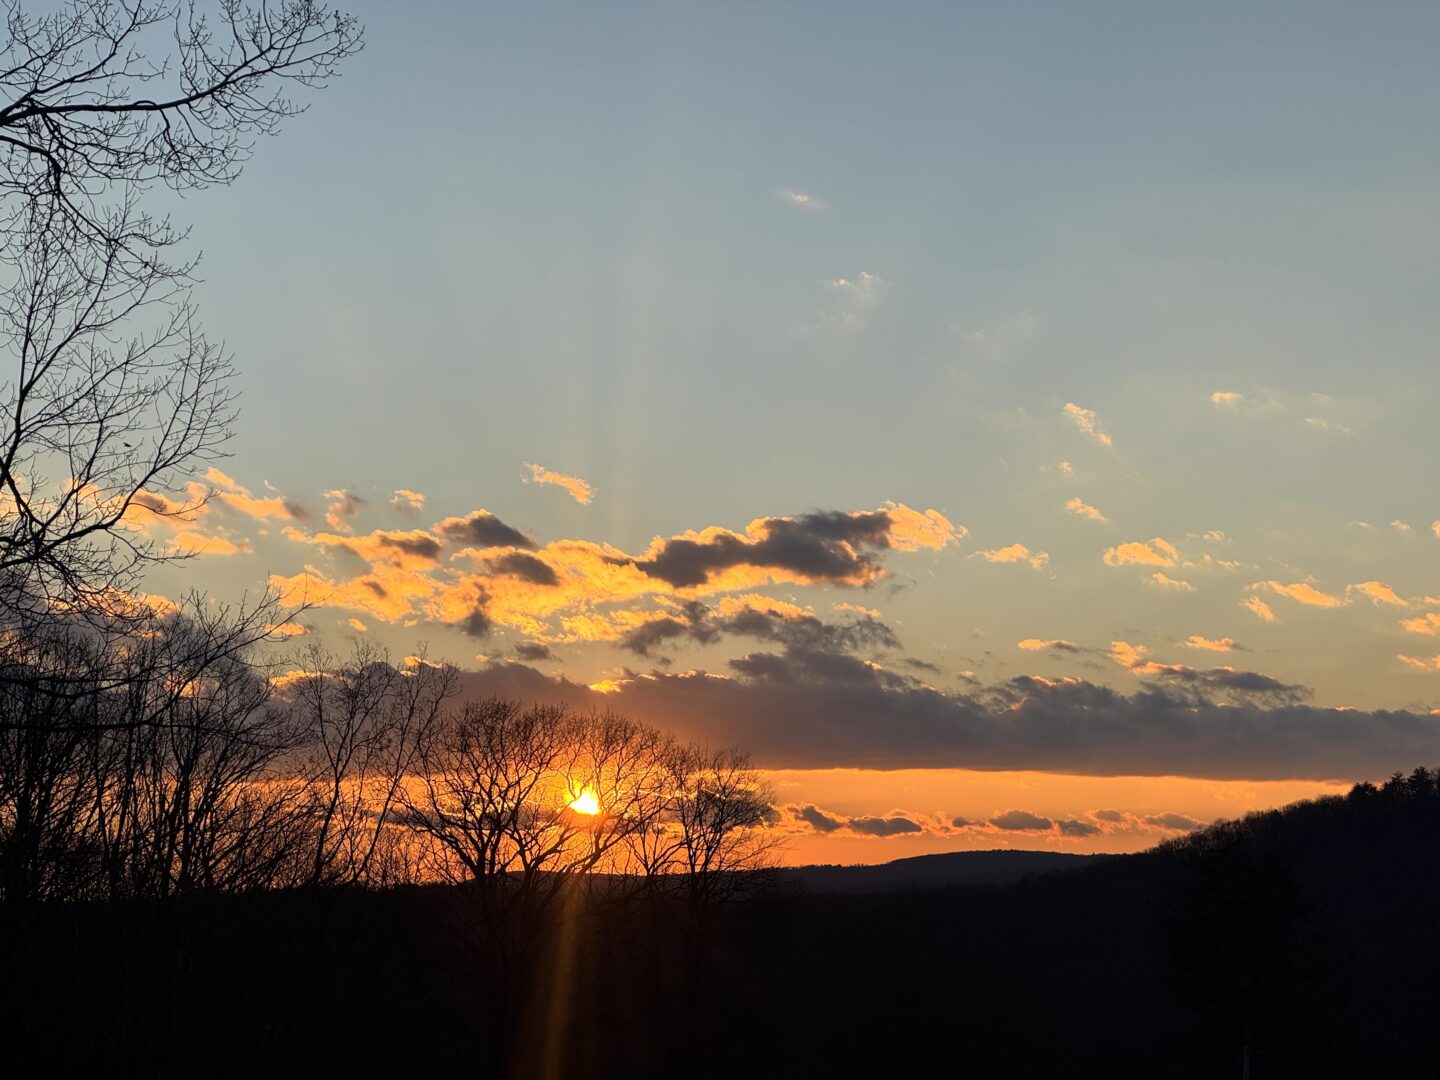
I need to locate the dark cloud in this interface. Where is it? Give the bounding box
[442,649,1440,781]
[632,509,897,589]
[513,642,554,662]
[786,803,923,837]
[951,815,975,827]
[457,606,492,639]
[618,600,899,660]
[792,804,844,833]
[376,532,442,560]
[903,657,943,674]
[487,552,559,586]
[847,814,924,837]
[1144,812,1204,832]
[1057,818,1101,837]
[990,809,1054,832]
[437,511,536,550]
[1093,809,1126,823]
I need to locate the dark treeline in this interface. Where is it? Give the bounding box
[5,605,1440,1080]
[0,597,782,1074]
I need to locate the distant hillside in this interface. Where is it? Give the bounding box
[780,848,1107,894]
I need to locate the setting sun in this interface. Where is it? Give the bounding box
[568,788,601,816]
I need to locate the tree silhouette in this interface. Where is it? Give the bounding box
[0,1,360,622]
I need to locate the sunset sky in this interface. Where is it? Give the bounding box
[133,2,1440,863]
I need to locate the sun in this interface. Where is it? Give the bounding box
[567,788,601,816]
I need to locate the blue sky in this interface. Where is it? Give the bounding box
[125,2,1440,852]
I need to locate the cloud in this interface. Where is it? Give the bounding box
[1210,391,1243,407]
[205,468,309,522]
[324,489,366,532]
[1109,641,1303,699]
[1433,521,1440,539]
[434,638,1440,780]
[1143,812,1204,832]
[975,543,1049,570]
[1062,403,1113,447]
[1181,636,1242,653]
[1103,538,1178,568]
[1017,639,1080,653]
[1401,613,1440,637]
[435,511,536,550]
[523,462,594,505]
[791,804,844,833]
[1398,653,1440,672]
[1148,572,1194,591]
[846,814,925,837]
[1251,580,1346,609]
[784,803,924,837]
[990,809,1054,832]
[170,530,248,556]
[348,617,368,633]
[486,551,560,587]
[1241,596,1278,623]
[514,642,554,662]
[618,596,900,661]
[1064,497,1107,523]
[389,489,426,515]
[1391,520,1412,534]
[777,188,825,212]
[823,271,888,332]
[1348,580,1407,606]
[632,504,958,590]
[1057,818,1101,837]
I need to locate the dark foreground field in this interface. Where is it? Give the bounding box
[5,774,1439,1079]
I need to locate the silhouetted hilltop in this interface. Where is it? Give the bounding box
[4,769,1440,1078]
[782,848,1106,893]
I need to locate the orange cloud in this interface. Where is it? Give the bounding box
[1018,638,1078,652]
[1064,497,1107,522]
[1182,636,1239,652]
[1148,572,1194,591]
[1349,580,1407,606]
[170,530,247,556]
[1401,613,1440,637]
[206,468,305,521]
[1398,653,1440,672]
[1252,581,1346,609]
[524,462,594,505]
[884,503,964,550]
[1063,402,1113,447]
[1241,596,1277,623]
[390,489,426,515]
[1103,538,1178,568]
[1210,391,1243,406]
[976,543,1048,569]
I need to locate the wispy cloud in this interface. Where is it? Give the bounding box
[1241,596,1278,623]
[523,462,594,505]
[1064,497,1107,523]
[389,489,426,515]
[1063,402,1113,447]
[776,188,825,212]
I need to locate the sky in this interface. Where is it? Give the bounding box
[128,1,1440,863]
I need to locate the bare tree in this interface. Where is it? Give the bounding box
[0,593,302,902]
[285,642,456,888]
[0,1,360,617]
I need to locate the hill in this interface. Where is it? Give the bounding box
[781,848,1106,893]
